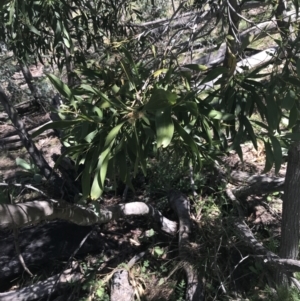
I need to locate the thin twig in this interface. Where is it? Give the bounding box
[0,182,58,203]
[47,229,93,301]
[13,228,33,277]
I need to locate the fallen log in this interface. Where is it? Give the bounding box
[168,190,204,301]
[231,172,285,198]
[0,122,55,150]
[195,9,299,70]
[0,100,39,122]
[0,200,177,235]
[233,218,300,274]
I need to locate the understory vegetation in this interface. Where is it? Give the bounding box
[1,0,300,300]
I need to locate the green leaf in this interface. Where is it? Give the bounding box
[47,74,72,99]
[270,136,282,174]
[155,108,174,148]
[104,122,125,148]
[266,94,279,132]
[251,120,269,131]
[173,120,202,169]
[184,101,198,117]
[242,116,257,150]
[282,90,295,110]
[63,37,70,48]
[79,84,97,94]
[182,64,207,71]
[84,130,97,143]
[16,158,31,170]
[90,150,110,200]
[145,89,177,111]
[200,67,228,85]
[297,58,300,78]
[288,105,298,129]
[153,68,168,77]
[31,120,80,138]
[154,246,164,257]
[207,110,234,121]
[28,25,41,36]
[282,132,300,140]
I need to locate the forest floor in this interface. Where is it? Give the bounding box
[0,111,287,300]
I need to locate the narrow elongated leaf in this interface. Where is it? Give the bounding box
[90,148,111,200]
[182,64,207,71]
[251,120,269,131]
[54,144,89,170]
[200,67,228,85]
[297,58,300,78]
[201,118,212,146]
[153,69,168,77]
[173,120,202,169]
[80,84,97,94]
[16,158,31,170]
[145,89,177,111]
[31,120,80,138]
[282,90,295,110]
[28,25,41,36]
[47,74,72,99]
[242,116,257,149]
[270,136,282,174]
[288,105,298,129]
[266,95,279,131]
[283,132,300,140]
[155,108,174,148]
[104,122,125,148]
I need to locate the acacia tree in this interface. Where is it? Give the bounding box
[1,0,300,297]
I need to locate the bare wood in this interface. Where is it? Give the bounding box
[13,228,33,277]
[229,171,285,198]
[110,269,134,301]
[0,200,177,235]
[125,1,268,29]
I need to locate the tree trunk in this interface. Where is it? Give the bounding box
[19,61,39,101]
[277,123,300,285]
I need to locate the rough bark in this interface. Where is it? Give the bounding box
[19,61,39,101]
[233,218,300,274]
[230,171,285,198]
[0,88,54,180]
[0,123,55,150]
[0,100,40,122]
[0,88,80,201]
[277,124,300,284]
[0,200,177,234]
[168,190,204,301]
[110,269,134,301]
